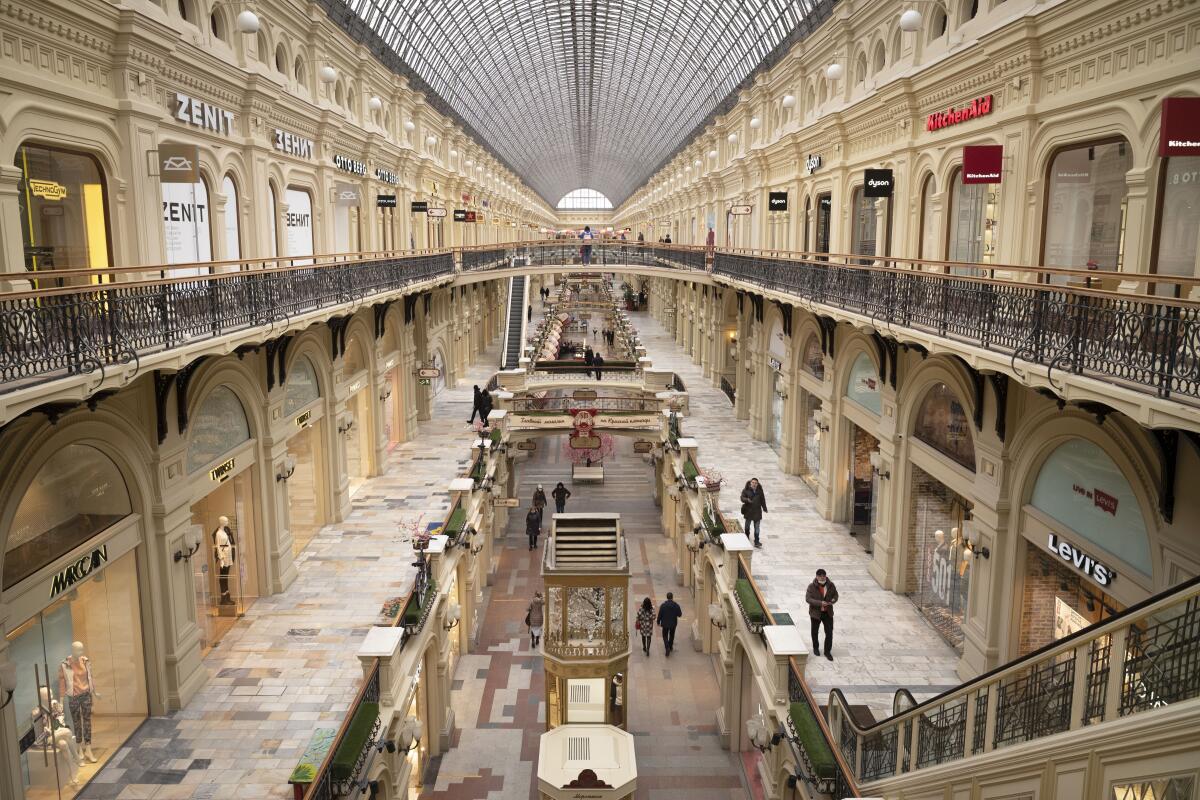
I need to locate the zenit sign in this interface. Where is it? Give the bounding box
[1047,533,1116,587]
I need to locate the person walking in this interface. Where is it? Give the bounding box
[552,482,571,514]
[593,353,605,381]
[584,346,594,368]
[532,484,547,514]
[805,569,839,661]
[526,590,544,647]
[609,673,624,726]
[479,389,494,427]
[637,231,645,243]
[468,384,482,424]
[527,303,532,322]
[635,597,654,656]
[656,592,683,656]
[526,506,542,551]
[740,477,768,548]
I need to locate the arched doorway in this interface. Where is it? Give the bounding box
[841,351,881,551]
[282,355,330,556]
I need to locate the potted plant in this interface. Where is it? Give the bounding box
[699,467,724,492]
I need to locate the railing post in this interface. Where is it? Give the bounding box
[963,688,978,754]
[1102,625,1129,721]
[908,712,921,770]
[1068,640,1091,730]
[982,680,998,753]
[892,721,905,777]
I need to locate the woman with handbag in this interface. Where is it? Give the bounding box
[635,597,655,656]
[526,591,545,647]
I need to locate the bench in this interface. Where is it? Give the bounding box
[572,465,605,483]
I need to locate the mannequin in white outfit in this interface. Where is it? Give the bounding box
[33,686,82,783]
[59,641,99,762]
[212,515,236,604]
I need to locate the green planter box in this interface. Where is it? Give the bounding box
[734,578,766,625]
[788,701,837,781]
[331,702,379,782]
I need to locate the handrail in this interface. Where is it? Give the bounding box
[827,573,1200,784]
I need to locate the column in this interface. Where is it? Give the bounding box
[0,165,29,282]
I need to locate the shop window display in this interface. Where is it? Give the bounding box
[185,386,251,473]
[907,465,973,652]
[848,423,879,548]
[912,382,976,471]
[801,336,824,379]
[801,395,823,489]
[1017,545,1121,656]
[947,167,999,273]
[1153,156,1200,295]
[850,187,878,261]
[15,143,112,278]
[844,352,882,415]
[4,446,131,591]
[1043,139,1132,283]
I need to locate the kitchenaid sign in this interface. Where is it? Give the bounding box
[1159,96,1200,156]
[927,94,993,132]
[962,144,1004,184]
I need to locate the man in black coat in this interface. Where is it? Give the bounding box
[805,569,839,660]
[656,592,684,656]
[479,389,493,427]
[468,385,482,424]
[592,353,605,381]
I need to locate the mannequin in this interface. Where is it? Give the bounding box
[212,515,236,605]
[59,640,99,762]
[33,686,82,782]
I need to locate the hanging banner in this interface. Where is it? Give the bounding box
[864,168,895,198]
[158,143,200,184]
[453,209,467,221]
[377,194,397,208]
[161,180,211,271]
[963,145,1004,184]
[334,182,360,207]
[768,191,788,211]
[410,200,428,213]
[284,188,314,266]
[1159,96,1200,156]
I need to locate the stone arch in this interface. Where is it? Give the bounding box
[184,358,269,460]
[341,315,375,378]
[283,328,335,401]
[896,356,978,469]
[832,333,882,410]
[1028,105,1144,185]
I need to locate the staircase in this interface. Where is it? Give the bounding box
[501,274,527,369]
[823,575,1200,796]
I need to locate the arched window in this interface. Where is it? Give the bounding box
[343,332,367,376]
[334,80,345,107]
[210,10,225,42]
[929,4,948,40]
[913,382,975,469]
[267,181,279,258]
[187,386,251,472]
[178,0,193,23]
[556,188,613,210]
[4,445,132,589]
[854,53,868,86]
[222,174,241,261]
[962,0,979,22]
[275,44,286,73]
[294,57,306,84]
[872,41,886,74]
[256,30,269,62]
[1030,439,1150,576]
[161,171,212,267]
[15,142,112,274]
[801,336,824,379]
[919,174,937,260]
[1042,139,1132,283]
[890,28,902,64]
[844,352,881,415]
[284,356,321,416]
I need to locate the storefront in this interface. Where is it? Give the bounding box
[1042,138,1131,284]
[843,352,881,551]
[379,350,405,451]
[332,180,363,254]
[3,445,149,799]
[185,386,263,655]
[1152,154,1200,293]
[341,333,373,497]
[766,318,787,452]
[375,168,398,251]
[15,142,112,279]
[851,170,894,261]
[161,170,212,273]
[947,166,1000,271]
[1014,437,1150,656]
[284,187,315,266]
[798,336,825,491]
[283,356,329,556]
[813,192,832,255]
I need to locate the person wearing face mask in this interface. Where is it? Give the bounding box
[805,569,839,661]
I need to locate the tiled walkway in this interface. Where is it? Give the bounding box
[426,437,747,800]
[633,311,962,718]
[79,347,502,800]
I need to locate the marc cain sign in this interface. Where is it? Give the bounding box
[50,545,109,599]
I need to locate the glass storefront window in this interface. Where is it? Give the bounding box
[7,549,148,799]
[801,336,824,379]
[285,187,314,266]
[844,352,881,415]
[851,187,878,260]
[222,174,241,262]
[4,446,131,590]
[907,464,972,653]
[815,193,831,256]
[802,395,823,487]
[161,175,212,269]
[947,168,999,273]
[1043,140,1132,283]
[16,143,111,277]
[1017,544,1121,656]
[848,423,879,549]
[284,356,321,417]
[912,382,975,471]
[268,183,279,258]
[1153,156,1200,295]
[186,386,251,473]
[919,174,937,260]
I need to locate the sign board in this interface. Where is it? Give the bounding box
[492,497,520,508]
[510,412,661,430]
[768,191,788,211]
[453,209,468,222]
[633,441,654,454]
[805,154,822,174]
[417,367,442,378]
[1047,533,1116,587]
[569,435,601,450]
[516,440,537,451]
[50,545,109,599]
[963,145,1003,184]
[209,457,236,483]
[729,204,753,216]
[926,94,993,132]
[377,194,397,208]
[418,378,431,386]
[1159,96,1200,156]
[465,211,477,223]
[173,92,234,136]
[158,143,200,183]
[333,154,368,175]
[334,182,360,207]
[294,410,313,427]
[427,207,447,218]
[274,129,314,159]
[375,167,398,185]
[572,389,598,401]
[864,168,895,198]
[410,200,429,213]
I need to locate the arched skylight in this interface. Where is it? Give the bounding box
[557,188,613,210]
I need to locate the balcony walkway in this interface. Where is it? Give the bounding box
[632,311,963,719]
[77,347,502,800]
[425,437,749,800]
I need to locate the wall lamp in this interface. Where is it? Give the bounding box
[747,712,784,753]
[0,661,17,710]
[708,602,727,631]
[684,531,706,553]
[373,737,396,754]
[868,451,891,481]
[338,419,356,436]
[965,536,991,559]
[379,386,392,402]
[275,454,297,482]
[444,601,462,631]
[815,421,830,433]
[397,715,424,753]
[354,778,380,799]
[173,537,201,563]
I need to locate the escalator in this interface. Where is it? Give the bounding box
[501,274,527,370]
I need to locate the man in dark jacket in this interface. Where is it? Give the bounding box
[593,353,605,381]
[805,569,838,660]
[526,506,541,551]
[468,385,482,424]
[479,389,493,426]
[740,478,768,548]
[656,592,684,656]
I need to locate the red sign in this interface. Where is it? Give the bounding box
[1159,97,1200,156]
[963,145,1003,184]
[465,211,477,222]
[927,95,993,132]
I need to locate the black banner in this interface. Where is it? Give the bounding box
[377,194,397,208]
[768,191,788,211]
[864,168,895,198]
[410,200,428,213]
[453,209,467,222]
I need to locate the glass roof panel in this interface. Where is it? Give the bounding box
[327,0,830,206]
[557,189,614,210]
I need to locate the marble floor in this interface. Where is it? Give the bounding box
[77,344,504,800]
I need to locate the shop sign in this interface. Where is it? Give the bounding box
[633,440,654,454]
[962,145,1004,184]
[510,412,660,430]
[476,213,486,223]
[274,129,314,159]
[1159,96,1200,156]
[465,211,477,222]
[926,94,993,132]
[375,167,399,185]
[333,154,367,175]
[294,409,312,427]
[174,92,234,136]
[1047,533,1116,587]
[417,367,442,378]
[768,191,788,211]
[805,154,822,174]
[427,207,447,218]
[334,183,360,207]
[28,179,67,200]
[410,200,429,213]
[453,209,468,221]
[492,497,520,507]
[864,168,895,198]
[209,457,236,483]
[768,356,783,372]
[377,194,397,208]
[348,379,365,394]
[158,143,200,183]
[418,377,431,386]
[516,440,537,451]
[729,204,753,215]
[49,545,109,599]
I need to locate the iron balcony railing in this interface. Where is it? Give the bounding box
[826,574,1200,786]
[459,241,708,272]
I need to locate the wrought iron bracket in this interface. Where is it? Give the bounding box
[902,342,929,359]
[154,370,173,444]
[174,356,210,437]
[1035,387,1066,410]
[373,300,395,340]
[1075,401,1114,426]
[234,344,259,360]
[422,291,431,317]
[1151,429,1178,524]
[750,293,765,323]
[85,390,118,413]
[772,300,793,337]
[403,294,419,325]
[817,316,837,356]
[327,316,351,360]
[264,335,292,392]
[988,373,1009,442]
[869,333,899,390]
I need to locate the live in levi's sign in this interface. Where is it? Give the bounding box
[927,94,993,132]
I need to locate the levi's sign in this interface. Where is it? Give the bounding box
[1048,533,1116,587]
[927,94,993,132]
[51,546,109,599]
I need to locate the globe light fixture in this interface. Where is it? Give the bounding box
[368,95,383,111]
[403,120,416,132]
[727,133,738,144]
[318,64,338,84]
[236,10,260,34]
[694,159,702,168]
[825,62,844,81]
[750,116,762,129]
[899,8,923,31]
[782,94,796,108]
[425,134,437,146]
[708,149,718,159]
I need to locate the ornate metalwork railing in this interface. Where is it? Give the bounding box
[826,575,1200,787]
[300,661,381,800]
[713,251,1200,401]
[511,395,659,412]
[461,242,708,272]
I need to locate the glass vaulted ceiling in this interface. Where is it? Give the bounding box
[334,0,828,207]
